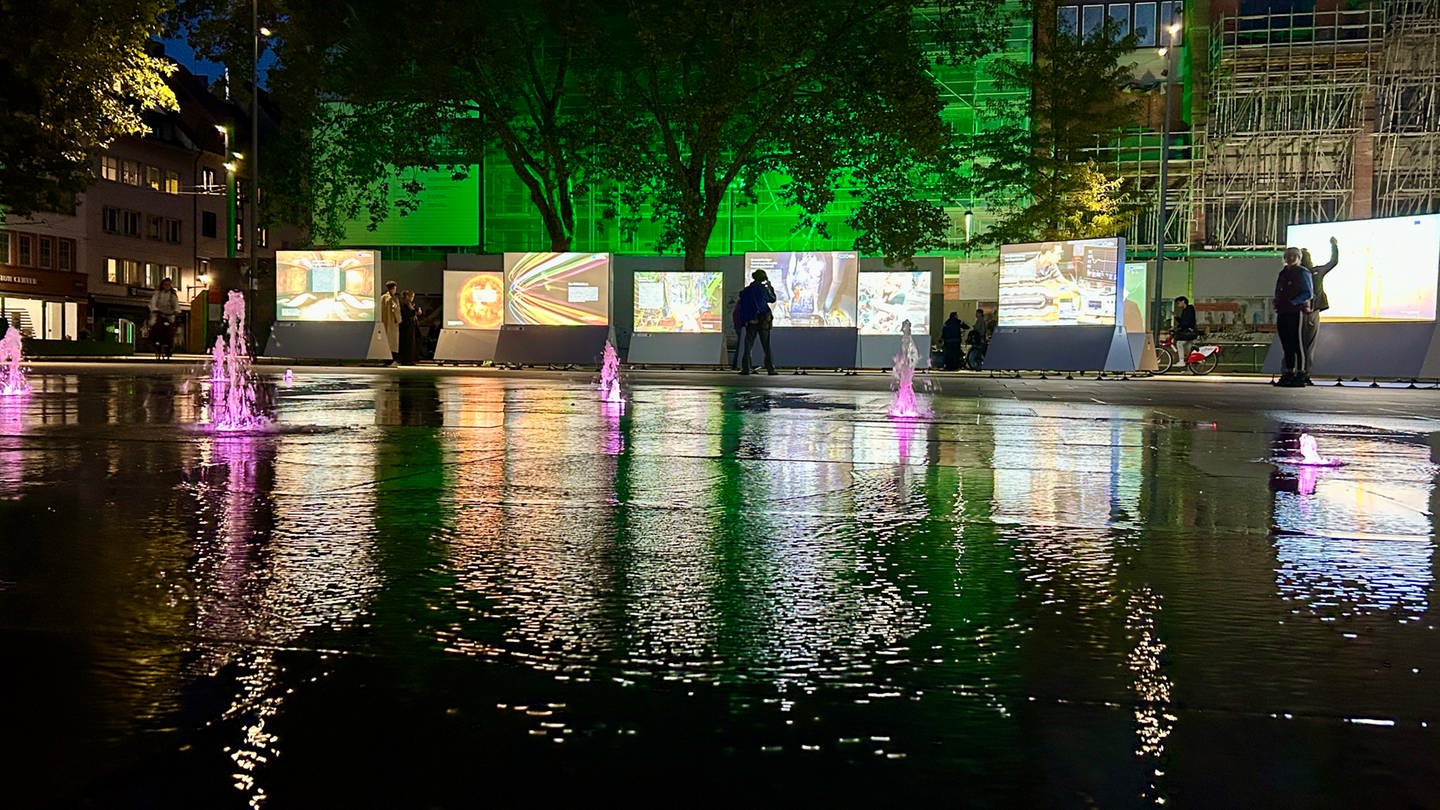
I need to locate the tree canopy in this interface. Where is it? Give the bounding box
[174,0,1013,264]
[0,0,177,218]
[964,1,1142,246]
[593,0,1008,268]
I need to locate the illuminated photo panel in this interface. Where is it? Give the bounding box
[1122,262,1148,334]
[633,272,723,333]
[503,252,610,326]
[998,238,1122,327]
[1287,214,1440,322]
[443,271,504,329]
[745,251,859,327]
[857,271,931,335]
[276,250,378,322]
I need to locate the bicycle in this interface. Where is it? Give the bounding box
[1155,334,1221,375]
[149,315,175,361]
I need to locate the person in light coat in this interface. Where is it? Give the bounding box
[380,280,401,365]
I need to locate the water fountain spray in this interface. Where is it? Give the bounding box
[598,340,623,405]
[0,326,28,396]
[209,291,268,431]
[888,320,928,419]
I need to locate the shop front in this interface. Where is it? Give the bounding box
[0,266,88,341]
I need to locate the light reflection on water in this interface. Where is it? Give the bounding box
[0,371,1437,806]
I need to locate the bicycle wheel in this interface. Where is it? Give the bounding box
[966,347,985,371]
[1154,346,1174,374]
[1189,350,1220,375]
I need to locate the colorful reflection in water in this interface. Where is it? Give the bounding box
[1271,428,1435,621]
[0,371,1438,807]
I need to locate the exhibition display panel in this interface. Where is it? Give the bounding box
[986,238,1136,372]
[1264,214,1440,378]
[856,270,934,368]
[745,252,860,368]
[434,269,504,363]
[494,253,612,365]
[266,249,391,360]
[628,271,725,365]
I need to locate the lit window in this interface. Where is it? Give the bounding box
[164,170,180,194]
[121,160,141,185]
[101,156,120,182]
[106,258,120,283]
[145,165,161,190]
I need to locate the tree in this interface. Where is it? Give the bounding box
[0,0,176,218]
[171,0,603,251]
[964,0,1142,246]
[590,0,1010,269]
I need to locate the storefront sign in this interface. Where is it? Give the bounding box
[0,267,88,297]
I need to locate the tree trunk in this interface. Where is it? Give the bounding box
[681,205,721,270]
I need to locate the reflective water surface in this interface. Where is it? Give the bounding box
[2,370,1438,807]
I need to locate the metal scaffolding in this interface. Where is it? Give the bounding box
[1199,7,1384,250]
[1374,0,1440,218]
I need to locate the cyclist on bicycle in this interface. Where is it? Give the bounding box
[148,278,181,356]
[1172,296,1198,366]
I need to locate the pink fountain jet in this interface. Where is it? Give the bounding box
[598,340,624,406]
[888,320,929,419]
[0,326,28,396]
[209,291,268,431]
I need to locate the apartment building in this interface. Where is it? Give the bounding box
[0,60,270,347]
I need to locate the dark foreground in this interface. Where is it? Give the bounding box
[2,367,1438,807]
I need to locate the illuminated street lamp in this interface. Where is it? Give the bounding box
[1153,21,1181,342]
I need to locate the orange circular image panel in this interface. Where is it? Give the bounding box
[458,273,504,329]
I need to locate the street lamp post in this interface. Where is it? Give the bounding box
[249,3,264,309]
[1153,22,1181,342]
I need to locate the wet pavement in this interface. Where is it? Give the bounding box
[2,365,1438,807]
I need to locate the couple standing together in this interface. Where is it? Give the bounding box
[1273,237,1340,387]
[733,269,778,375]
[380,280,422,366]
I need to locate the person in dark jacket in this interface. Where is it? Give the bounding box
[1299,236,1340,379]
[399,290,422,366]
[1172,296,1198,367]
[940,312,967,370]
[1273,248,1315,387]
[736,270,777,375]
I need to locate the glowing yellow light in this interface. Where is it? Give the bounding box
[223,162,237,172]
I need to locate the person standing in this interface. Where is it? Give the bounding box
[737,269,777,375]
[398,290,421,366]
[941,312,967,370]
[1273,248,1314,387]
[1172,295,1198,368]
[1300,236,1340,382]
[380,280,401,366]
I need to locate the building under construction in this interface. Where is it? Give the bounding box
[1116,0,1440,254]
